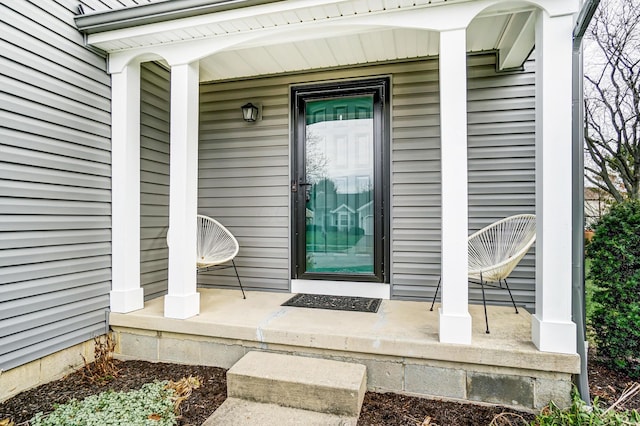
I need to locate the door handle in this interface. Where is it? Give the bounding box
[291,180,312,192]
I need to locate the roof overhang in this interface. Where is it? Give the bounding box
[75,0,563,82]
[76,0,281,34]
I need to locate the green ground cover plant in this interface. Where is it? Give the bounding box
[532,388,640,426]
[29,381,176,426]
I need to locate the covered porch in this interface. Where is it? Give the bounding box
[110,288,579,410]
[76,0,581,365]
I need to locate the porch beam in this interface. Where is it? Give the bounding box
[110,61,144,313]
[438,28,472,345]
[165,60,201,319]
[497,11,536,71]
[532,11,577,354]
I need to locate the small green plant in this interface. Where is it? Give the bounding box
[30,381,176,426]
[587,200,640,377]
[532,389,640,426]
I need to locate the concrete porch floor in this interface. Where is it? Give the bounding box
[109,288,580,410]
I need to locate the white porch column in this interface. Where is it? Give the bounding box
[532,11,577,354]
[438,28,472,345]
[110,61,144,313]
[165,61,201,319]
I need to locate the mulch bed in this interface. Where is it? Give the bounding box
[1,351,638,426]
[0,361,227,426]
[589,353,640,410]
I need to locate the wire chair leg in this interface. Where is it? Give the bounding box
[430,277,441,311]
[232,259,246,299]
[480,273,490,334]
[502,278,518,314]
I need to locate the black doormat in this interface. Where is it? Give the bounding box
[282,293,382,313]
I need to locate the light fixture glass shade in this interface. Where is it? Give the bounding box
[241,102,259,122]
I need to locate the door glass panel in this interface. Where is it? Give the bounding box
[304,96,374,274]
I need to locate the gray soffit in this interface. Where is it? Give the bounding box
[75,0,280,34]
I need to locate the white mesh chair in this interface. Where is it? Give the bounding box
[197,214,245,299]
[430,214,536,333]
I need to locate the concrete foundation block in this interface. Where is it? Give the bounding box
[117,331,158,361]
[200,341,247,369]
[41,341,89,378]
[467,372,534,408]
[361,358,404,392]
[159,337,202,364]
[0,340,94,402]
[0,359,41,402]
[405,364,466,399]
[535,377,572,409]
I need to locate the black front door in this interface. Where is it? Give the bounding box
[291,78,390,283]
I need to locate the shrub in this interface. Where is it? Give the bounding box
[587,200,640,377]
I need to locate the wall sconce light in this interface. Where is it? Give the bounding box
[241,102,259,122]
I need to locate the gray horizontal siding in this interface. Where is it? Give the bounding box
[391,58,442,299]
[198,78,290,292]
[198,61,435,292]
[140,62,171,301]
[466,56,536,308]
[0,1,110,372]
[197,56,536,305]
[392,54,536,307]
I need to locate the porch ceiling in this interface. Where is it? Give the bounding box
[78,0,536,81]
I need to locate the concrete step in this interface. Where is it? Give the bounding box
[201,398,357,426]
[227,351,367,416]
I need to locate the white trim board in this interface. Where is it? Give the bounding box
[291,279,390,299]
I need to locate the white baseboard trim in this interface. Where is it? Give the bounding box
[291,279,390,299]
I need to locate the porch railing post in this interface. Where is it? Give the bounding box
[532,11,577,354]
[165,60,201,319]
[110,61,144,313]
[438,28,472,345]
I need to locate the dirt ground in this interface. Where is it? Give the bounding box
[1,350,638,426]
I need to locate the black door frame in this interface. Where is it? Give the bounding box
[290,77,390,283]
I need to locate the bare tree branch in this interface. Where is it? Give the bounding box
[584,0,640,200]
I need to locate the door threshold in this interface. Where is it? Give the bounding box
[291,279,390,299]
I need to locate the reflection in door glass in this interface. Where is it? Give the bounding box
[304,96,374,274]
